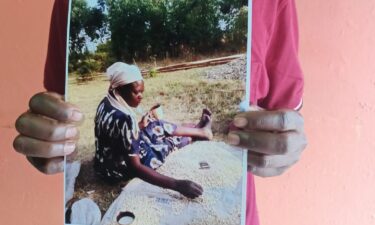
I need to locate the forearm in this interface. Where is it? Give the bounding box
[132,163,177,190]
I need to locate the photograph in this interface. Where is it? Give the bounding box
[65,0,249,225]
[4,1,375,225]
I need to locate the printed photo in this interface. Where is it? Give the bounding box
[65,0,249,224]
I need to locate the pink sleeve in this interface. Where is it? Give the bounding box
[257,0,304,110]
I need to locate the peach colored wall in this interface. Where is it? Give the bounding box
[255,1,375,225]
[0,1,63,225]
[1,1,374,225]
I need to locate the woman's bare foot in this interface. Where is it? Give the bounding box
[201,115,213,140]
[203,108,212,116]
[196,109,212,128]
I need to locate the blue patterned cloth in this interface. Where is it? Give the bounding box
[93,97,190,182]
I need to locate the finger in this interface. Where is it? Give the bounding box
[227,130,304,155]
[27,156,64,175]
[191,189,202,198]
[248,165,291,178]
[192,183,204,194]
[194,190,203,198]
[29,92,83,123]
[247,151,300,168]
[15,113,80,142]
[13,135,76,158]
[233,110,304,132]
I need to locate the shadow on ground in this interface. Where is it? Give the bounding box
[70,160,128,217]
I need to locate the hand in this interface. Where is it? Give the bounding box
[175,180,203,199]
[13,92,83,174]
[227,109,307,177]
[139,112,151,129]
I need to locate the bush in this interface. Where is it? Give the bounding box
[149,68,158,78]
[226,6,248,51]
[76,58,101,82]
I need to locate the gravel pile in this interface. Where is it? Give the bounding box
[205,56,247,81]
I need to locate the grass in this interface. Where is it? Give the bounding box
[66,66,245,216]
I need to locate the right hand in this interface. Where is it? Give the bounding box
[175,180,203,199]
[13,92,83,174]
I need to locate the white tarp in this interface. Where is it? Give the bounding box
[101,141,246,225]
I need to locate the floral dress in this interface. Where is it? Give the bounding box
[93,97,190,183]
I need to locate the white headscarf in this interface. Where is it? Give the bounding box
[106,62,143,138]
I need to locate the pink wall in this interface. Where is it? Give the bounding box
[255,1,375,225]
[0,0,374,225]
[0,1,63,224]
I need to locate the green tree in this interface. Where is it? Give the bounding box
[72,0,249,67]
[226,6,248,51]
[106,0,227,61]
[106,0,152,62]
[69,0,107,69]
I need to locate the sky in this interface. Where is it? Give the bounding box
[82,0,103,52]
[86,0,98,8]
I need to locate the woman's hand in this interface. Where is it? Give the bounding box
[13,92,83,174]
[227,109,307,177]
[139,112,151,129]
[129,156,203,198]
[175,180,203,199]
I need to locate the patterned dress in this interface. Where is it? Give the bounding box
[93,97,190,183]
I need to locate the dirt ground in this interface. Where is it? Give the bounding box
[66,66,244,216]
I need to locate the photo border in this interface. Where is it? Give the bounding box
[64,1,253,224]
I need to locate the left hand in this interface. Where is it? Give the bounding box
[227,109,307,177]
[139,112,151,129]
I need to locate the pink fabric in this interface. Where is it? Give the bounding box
[246,173,260,225]
[44,1,304,224]
[246,1,304,224]
[251,0,304,110]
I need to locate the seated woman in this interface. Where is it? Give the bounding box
[93,62,212,199]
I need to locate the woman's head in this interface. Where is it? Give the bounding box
[117,80,144,107]
[106,62,144,107]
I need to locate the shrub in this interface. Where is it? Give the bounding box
[149,68,158,78]
[76,58,101,82]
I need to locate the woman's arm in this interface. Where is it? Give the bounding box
[129,156,203,198]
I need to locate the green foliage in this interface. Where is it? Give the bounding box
[168,0,223,54]
[149,68,158,77]
[69,0,107,70]
[77,58,101,77]
[70,0,248,74]
[106,0,247,62]
[226,6,248,51]
[94,42,117,71]
[106,0,154,62]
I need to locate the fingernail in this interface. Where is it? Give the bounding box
[233,116,248,128]
[65,127,78,139]
[64,142,76,155]
[227,133,240,146]
[70,110,83,122]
